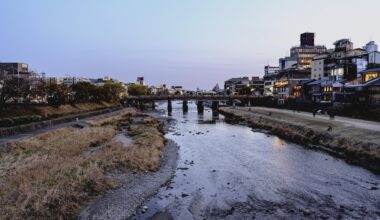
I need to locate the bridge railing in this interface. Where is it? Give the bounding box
[124,94,259,100]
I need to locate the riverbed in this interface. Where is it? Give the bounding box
[133,102,380,219]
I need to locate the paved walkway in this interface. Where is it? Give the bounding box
[0,109,127,145]
[250,107,380,132]
[226,107,380,145]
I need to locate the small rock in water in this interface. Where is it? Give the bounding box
[370,186,379,190]
[303,209,311,216]
[141,206,148,213]
[212,169,216,172]
[181,193,189,198]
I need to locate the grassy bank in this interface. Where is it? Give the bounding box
[220,107,380,173]
[0,102,119,127]
[0,108,166,219]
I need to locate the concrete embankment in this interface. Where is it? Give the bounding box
[219,107,380,173]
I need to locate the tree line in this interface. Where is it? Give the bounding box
[0,76,126,107]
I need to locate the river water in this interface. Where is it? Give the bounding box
[133,102,380,220]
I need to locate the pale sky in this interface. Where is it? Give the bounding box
[1,0,379,89]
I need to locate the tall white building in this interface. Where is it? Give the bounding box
[311,53,329,80]
[365,41,380,64]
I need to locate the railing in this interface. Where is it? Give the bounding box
[124,94,259,100]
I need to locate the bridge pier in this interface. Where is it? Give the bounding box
[151,101,155,110]
[212,109,219,119]
[183,100,188,113]
[211,101,219,111]
[197,100,204,114]
[167,99,172,113]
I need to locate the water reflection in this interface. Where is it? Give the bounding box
[272,136,287,150]
[136,101,380,220]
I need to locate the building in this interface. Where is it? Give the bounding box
[0,62,29,79]
[264,65,280,77]
[171,86,184,95]
[329,39,367,80]
[365,41,380,64]
[137,77,145,86]
[264,81,275,96]
[310,39,380,82]
[365,77,380,107]
[62,77,91,86]
[290,33,327,69]
[311,53,329,80]
[360,68,380,83]
[279,56,298,70]
[212,83,223,94]
[45,77,64,86]
[224,76,264,95]
[277,33,326,71]
[300,32,315,46]
[224,77,250,94]
[264,66,280,96]
[273,69,311,104]
[251,77,264,96]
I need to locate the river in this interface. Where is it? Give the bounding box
[133,102,380,219]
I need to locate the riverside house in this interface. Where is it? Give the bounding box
[273,68,310,105]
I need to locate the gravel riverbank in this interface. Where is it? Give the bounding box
[219,107,380,173]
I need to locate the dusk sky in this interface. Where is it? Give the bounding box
[1,0,380,89]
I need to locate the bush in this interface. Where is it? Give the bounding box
[0,115,43,127]
[0,118,14,127]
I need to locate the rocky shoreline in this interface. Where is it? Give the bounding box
[219,107,380,174]
[78,115,179,220]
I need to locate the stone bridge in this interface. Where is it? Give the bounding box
[123,95,261,113]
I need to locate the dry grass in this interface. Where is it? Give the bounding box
[88,116,165,173]
[0,126,117,219]
[0,112,166,219]
[1,101,117,119]
[35,101,116,117]
[86,108,137,127]
[124,117,165,171]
